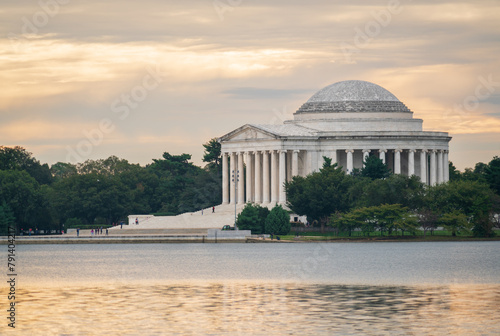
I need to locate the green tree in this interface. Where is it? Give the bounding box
[322,156,333,169]
[474,162,488,175]
[425,179,495,237]
[417,208,438,237]
[0,146,52,185]
[236,203,270,234]
[0,170,42,232]
[256,205,271,232]
[355,174,425,210]
[472,212,495,238]
[372,203,408,236]
[236,203,261,233]
[51,162,77,180]
[393,213,418,237]
[49,173,132,225]
[425,180,493,219]
[484,156,500,195]
[438,210,470,236]
[360,155,391,179]
[77,156,139,176]
[329,210,361,237]
[149,152,199,214]
[202,138,222,171]
[0,202,16,236]
[330,204,410,237]
[286,162,352,231]
[264,204,290,235]
[448,161,461,181]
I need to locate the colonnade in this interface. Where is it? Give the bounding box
[222,148,449,205]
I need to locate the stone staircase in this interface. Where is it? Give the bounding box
[110,204,247,232]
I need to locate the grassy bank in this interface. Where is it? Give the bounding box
[278,229,500,242]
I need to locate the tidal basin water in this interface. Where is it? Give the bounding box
[2,241,499,335]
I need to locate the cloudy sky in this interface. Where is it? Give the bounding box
[1,0,499,170]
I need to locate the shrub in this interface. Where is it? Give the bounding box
[236,203,269,234]
[265,204,290,235]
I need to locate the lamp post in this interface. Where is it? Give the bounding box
[232,169,239,229]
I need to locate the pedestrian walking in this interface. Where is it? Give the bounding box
[120,222,123,229]
[106,228,108,236]
[91,229,94,236]
[135,218,139,225]
[212,206,215,213]
[77,228,80,237]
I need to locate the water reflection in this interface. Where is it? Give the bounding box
[5,283,499,335]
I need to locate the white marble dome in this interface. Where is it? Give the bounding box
[307,80,399,102]
[295,80,412,114]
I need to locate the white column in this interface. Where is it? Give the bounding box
[437,150,444,184]
[279,150,287,204]
[379,149,387,164]
[238,152,244,204]
[308,151,319,173]
[245,151,252,203]
[420,150,427,184]
[271,150,278,203]
[262,151,270,203]
[408,149,415,176]
[430,150,437,185]
[329,150,337,165]
[318,151,324,170]
[444,150,449,182]
[254,151,262,203]
[222,152,229,204]
[394,149,402,174]
[362,149,371,166]
[292,150,299,177]
[346,149,354,173]
[230,152,236,204]
[286,151,292,182]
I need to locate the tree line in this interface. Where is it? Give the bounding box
[0,140,222,235]
[286,155,500,238]
[1,142,499,238]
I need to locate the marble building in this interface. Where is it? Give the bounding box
[218,80,451,205]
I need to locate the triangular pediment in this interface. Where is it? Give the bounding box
[220,124,279,142]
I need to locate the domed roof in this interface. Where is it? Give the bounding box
[296,80,411,114]
[307,80,399,102]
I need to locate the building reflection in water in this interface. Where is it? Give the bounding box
[6,283,499,335]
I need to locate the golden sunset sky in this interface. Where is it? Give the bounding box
[1,0,499,170]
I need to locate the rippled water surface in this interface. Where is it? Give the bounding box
[1,242,499,335]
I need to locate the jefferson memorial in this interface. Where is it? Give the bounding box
[219,80,451,205]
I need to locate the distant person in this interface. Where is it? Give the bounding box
[135,218,139,225]
[201,209,203,215]
[106,228,108,236]
[91,229,94,236]
[100,227,103,234]
[120,222,123,229]
[212,206,215,213]
[77,228,80,237]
